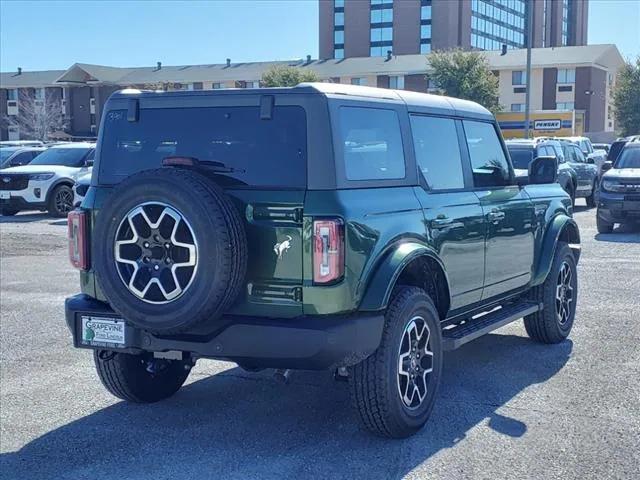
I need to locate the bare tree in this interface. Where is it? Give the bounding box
[4,90,66,141]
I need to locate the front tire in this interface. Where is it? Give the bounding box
[596,212,614,234]
[349,286,443,438]
[94,350,190,403]
[48,184,74,217]
[585,181,596,208]
[524,242,577,344]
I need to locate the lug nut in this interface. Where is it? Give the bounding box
[154,265,159,271]
[154,235,160,242]
[165,243,171,249]
[165,258,171,264]
[143,242,150,248]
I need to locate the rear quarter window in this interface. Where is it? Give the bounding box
[338,106,405,181]
[98,106,307,188]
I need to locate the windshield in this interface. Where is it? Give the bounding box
[507,147,534,169]
[615,148,640,169]
[29,147,90,167]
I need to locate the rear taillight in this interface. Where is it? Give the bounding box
[313,218,344,284]
[68,210,89,270]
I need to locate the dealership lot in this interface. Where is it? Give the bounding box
[1,205,639,480]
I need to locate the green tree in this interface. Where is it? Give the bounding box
[426,49,502,113]
[613,57,640,136]
[261,65,319,87]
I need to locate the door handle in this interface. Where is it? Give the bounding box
[488,210,505,223]
[432,214,465,230]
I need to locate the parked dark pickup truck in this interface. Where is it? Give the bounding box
[65,84,580,438]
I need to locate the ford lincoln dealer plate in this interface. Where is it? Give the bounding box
[81,316,126,347]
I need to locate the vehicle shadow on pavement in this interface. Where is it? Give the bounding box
[594,223,640,243]
[0,334,572,480]
[0,212,64,225]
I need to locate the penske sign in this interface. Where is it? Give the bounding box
[533,119,562,131]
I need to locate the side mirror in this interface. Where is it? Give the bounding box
[529,156,558,185]
[601,160,613,172]
[85,159,94,167]
[586,156,595,164]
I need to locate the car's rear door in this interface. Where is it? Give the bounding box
[461,120,535,300]
[567,145,595,193]
[410,114,485,309]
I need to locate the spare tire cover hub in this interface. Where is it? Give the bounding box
[114,201,198,304]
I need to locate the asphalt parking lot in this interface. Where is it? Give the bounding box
[1,203,639,480]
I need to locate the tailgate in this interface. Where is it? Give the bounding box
[225,189,306,318]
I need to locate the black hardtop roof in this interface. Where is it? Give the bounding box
[109,82,494,120]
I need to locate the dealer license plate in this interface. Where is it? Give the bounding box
[0,192,9,199]
[81,316,126,347]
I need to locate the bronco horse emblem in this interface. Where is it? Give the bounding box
[274,235,292,259]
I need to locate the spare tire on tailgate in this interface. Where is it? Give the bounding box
[94,168,247,333]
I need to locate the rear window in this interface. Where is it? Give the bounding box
[99,106,307,187]
[507,147,534,169]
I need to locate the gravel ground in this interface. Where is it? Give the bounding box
[1,204,639,480]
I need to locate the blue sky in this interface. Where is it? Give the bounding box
[0,0,638,72]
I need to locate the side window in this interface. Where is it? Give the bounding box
[564,146,575,162]
[339,107,405,181]
[410,115,464,190]
[573,146,585,163]
[541,145,556,158]
[12,152,32,165]
[462,120,511,188]
[553,145,565,162]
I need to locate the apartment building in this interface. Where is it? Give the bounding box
[0,44,622,141]
[320,0,589,59]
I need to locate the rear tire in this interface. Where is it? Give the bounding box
[48,184,74,217]
[94,350,190,403]
[596,212,613,234]
[585,182,596,208]
[567,184,576,207]
[349,286,443,438]
[524,242,577,344]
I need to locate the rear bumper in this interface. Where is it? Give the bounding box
[65,294,385,370]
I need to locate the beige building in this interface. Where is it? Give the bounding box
[0,44,624,141]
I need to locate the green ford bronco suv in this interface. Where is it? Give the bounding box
[66,83,580,438]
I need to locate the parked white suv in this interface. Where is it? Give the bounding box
[0,142,95,217]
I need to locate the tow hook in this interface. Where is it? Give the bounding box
[273,369,292,384]
[145,358,168,374]
[334,367,349,382]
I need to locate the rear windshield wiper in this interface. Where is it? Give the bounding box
[162,156,245,173]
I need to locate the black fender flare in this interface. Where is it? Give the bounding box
[531,215,580,286]
[359,241,451,313]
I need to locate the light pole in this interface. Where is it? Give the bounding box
[524,0,533,138]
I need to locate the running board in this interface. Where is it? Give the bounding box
[442,302,541,351]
